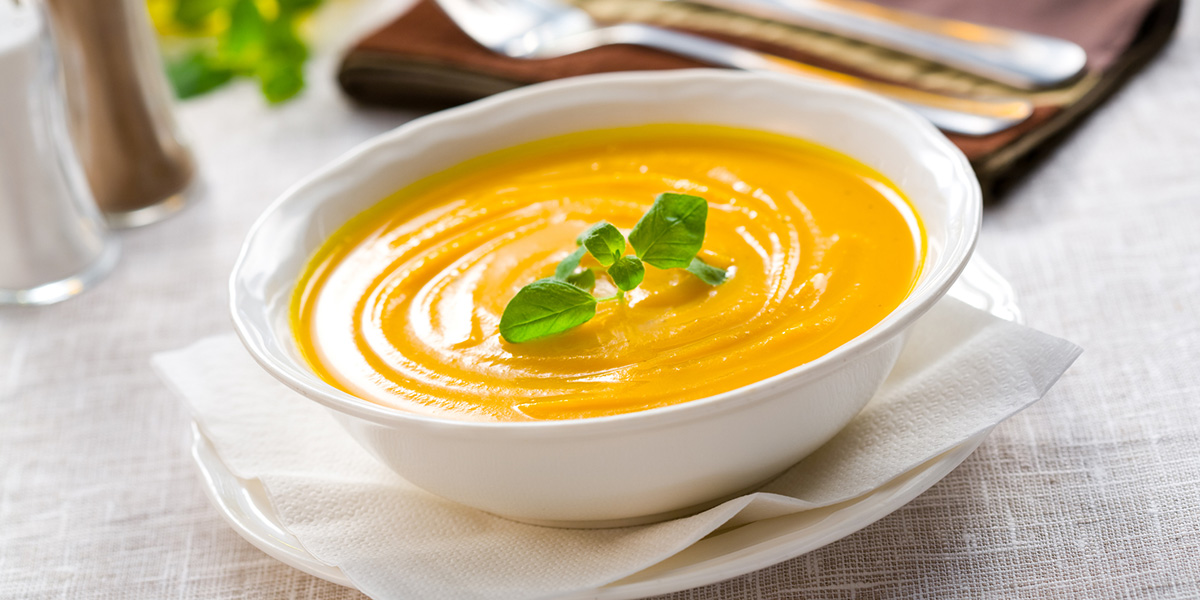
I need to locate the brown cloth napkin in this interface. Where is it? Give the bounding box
[337,0,1180,201]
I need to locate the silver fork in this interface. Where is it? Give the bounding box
[436,0,1034,136]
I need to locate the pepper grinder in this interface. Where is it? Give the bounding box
[44,0,196,228]
[0,0,118,305]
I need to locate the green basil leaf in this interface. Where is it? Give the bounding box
[607,257,644,292]
[553,246,587,281]
[565,268,596,291]
[581,221,626,267]
[628,193,707,269]
[499,279,597,343]
[686,257,728,285]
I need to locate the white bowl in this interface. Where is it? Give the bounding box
[230,70,981,527]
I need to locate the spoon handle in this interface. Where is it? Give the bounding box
[677,0,1086,89]
[571,24,1034,136]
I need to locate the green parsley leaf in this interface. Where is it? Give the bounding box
[499,279,597,343]
[257,59,305,104]
[262,16,309,64]
[221,0,267,65]
[628,193,707,269]
[686,257,729,285]
[155,0,322,103]
[581,222,626,267]
[173,0,226,29]
[608,257,645,292]
[277,0,324,15]
[565,268,596,291]
[166,52,235,99]
[553,246,587,281]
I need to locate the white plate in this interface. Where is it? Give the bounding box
[192,256,1019,599]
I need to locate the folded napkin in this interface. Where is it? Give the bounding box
[336,0,1179,201]
[155,296,1079,599]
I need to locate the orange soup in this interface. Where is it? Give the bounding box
[292,125,923,421]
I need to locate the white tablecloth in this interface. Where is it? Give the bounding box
[2,3,1198,597]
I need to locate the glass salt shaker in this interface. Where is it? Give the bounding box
[0,0,118,305]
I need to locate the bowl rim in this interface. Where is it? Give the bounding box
[229,69,981,437]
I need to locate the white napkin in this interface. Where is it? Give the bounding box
[154,297,1080,600]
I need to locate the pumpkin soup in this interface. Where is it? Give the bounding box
[291,125,923,421]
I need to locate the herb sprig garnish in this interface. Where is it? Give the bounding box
[499,193,729,343]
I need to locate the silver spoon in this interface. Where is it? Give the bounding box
[436,0,1034,136]
[675,0,1088,90]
